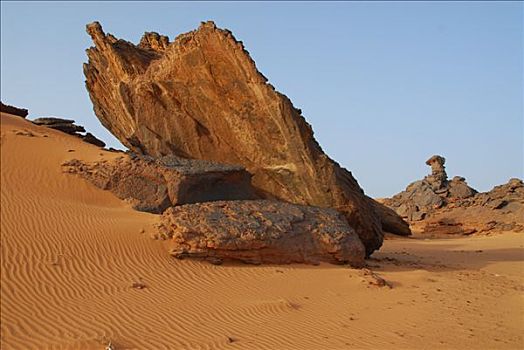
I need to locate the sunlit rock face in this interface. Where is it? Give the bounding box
[84,21,387,255]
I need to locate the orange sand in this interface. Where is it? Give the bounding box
[1,113,523,349]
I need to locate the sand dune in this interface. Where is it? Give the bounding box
[1,112,523,349]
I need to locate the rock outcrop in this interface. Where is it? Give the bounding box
[1,102,28,118]
[83,21,405,254]
[158,200,366,266]
[62,154,257,213]
[417,178,524,235]
[32,117,106,148]
[33,117,86,134]
[383,155,477,221]
[383,156,523,235]
[467,178,523,209]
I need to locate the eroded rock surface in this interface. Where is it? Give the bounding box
[384,155,477,221]
[62,154,257,213]
[33,117,86,135]
[417,178,524,235]
[83,21,393,254]
[383,156,524,235]
[157,200,366,266]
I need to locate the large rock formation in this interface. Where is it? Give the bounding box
[158,200,366,266]
[62,154,257,213]
[83,21,396,254]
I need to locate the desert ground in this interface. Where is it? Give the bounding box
[1,112,523,349]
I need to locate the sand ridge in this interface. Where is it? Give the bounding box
[1,113,523,349]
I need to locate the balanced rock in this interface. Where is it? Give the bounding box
[62,154,257,213]
[384,155,523,235]
[83,21,396,254]
[425,155,447,190]
[1,102,28,118]
[384,155,477,221]
[158,200,366,267]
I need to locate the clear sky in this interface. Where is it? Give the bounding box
[1,1,522,197]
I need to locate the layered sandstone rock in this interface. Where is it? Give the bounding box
[62,154,257,213]
[158,200,366,266]
[32,117,106,147]
[83,21,398,254]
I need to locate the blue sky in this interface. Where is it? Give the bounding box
[1,1,522,197]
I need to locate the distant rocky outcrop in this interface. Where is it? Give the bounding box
[383,155,523,235]
[62,154,257,213]
[418,178,524,235]
[83,21,411,254]
[32,117,106,148]
[1,102,28,118]
[383,155,477,221]
[158,200,366,266]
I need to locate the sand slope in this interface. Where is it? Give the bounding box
[1,113,523,349]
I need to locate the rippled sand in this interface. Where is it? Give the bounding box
[1,113,522,349]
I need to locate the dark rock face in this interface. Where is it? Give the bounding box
[158,200,366,266]
[384,155,524,235]
[62,154,257,213]
[1,102,28,118]
[83,21,391,254]
[384,155,477,221]
[371,200,411,236]
[82,132,106,148]
[33,117,86,134]
[32,117,76,125]
[32,117,106,148]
